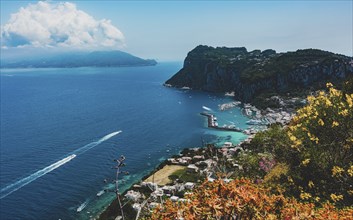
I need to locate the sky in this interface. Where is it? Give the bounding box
[1,0,352,61]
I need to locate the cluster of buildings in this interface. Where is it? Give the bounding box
[124,179,196,214]
[120,142,247,217]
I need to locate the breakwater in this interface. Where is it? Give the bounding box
[200,112,242,132]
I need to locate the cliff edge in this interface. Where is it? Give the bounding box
[166,45,353,102]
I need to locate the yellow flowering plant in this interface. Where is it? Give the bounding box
[285,83,353,206]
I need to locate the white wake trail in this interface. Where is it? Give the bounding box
[0,154,76,199]
[0,130,122,200]
[72,131,122,155]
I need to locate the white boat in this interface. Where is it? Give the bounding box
[224,91,235,97]
[77,200,89,212]
[202,106,212,111]
[96,190,105,197]
[246,119,262,125]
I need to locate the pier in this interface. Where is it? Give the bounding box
[200,112,242,132]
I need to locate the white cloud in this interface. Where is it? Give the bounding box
[1,1,125,49]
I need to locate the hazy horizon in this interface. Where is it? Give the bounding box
[1,1,352,61]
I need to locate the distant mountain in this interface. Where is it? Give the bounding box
[166,45,353,102]
[0,50,157,68]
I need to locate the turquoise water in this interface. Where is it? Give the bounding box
[0,63,249,219]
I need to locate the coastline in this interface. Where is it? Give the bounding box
[95,95,298,220]
[96,152,183,220]
[96,141,255,219]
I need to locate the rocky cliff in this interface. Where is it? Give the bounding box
[166,45,353,102]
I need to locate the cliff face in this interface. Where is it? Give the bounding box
[166,45,353,102]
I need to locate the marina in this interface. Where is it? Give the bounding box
[200,112,242,132]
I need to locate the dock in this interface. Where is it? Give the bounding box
[200,112,242,132]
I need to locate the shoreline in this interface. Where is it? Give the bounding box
[96,148,191,220]
[95,95,298,220]
[96,141,255,219]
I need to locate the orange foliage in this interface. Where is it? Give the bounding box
[150,179,353,220]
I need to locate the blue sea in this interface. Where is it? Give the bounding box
[0,63,249,220]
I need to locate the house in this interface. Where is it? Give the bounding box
[125,190,142,202]
[141,182,158,191]
[223,142,233,148]
[161,185,175,194]
[132,203,141,211]
[181,156,192,162]
[149,202,160,208]
[152,188,164,197]
[201,159,216,168]
[184,182,195,190]
[193,155,205,161]
[207,177,215,182]
[229,147,243,155]
[170,196,179,202]
[174,183,185,192]
[187,164,199,173]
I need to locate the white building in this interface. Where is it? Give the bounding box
[170,196,179,202]
[223,142,233,148]
[184,182,195,190]
[187,164,199,173]
[125,190,142,202]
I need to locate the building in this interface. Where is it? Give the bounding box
[187,164,199,173]
[184,182,195,190]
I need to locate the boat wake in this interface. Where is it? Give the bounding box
[72,131,122,156]
[0,154,76,200]
[0,131,122,200]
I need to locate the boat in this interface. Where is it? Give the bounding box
[246,119,262,125]
[77,200,89,212]
[202,106,212,111]
[96,190,105,197]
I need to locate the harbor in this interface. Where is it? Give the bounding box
[200,112,242,132]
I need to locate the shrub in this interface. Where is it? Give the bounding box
[150,179,353,220]
[285,83,353,206]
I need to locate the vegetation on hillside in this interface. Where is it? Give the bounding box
[151,81,353,219]
[178,45,350,83]
[241,49,345,82]
[284,83,353,206]
[151,179,353,219]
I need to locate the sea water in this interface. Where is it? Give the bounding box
[0,63,249,219]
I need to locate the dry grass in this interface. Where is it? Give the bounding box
[144,165,186,186]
